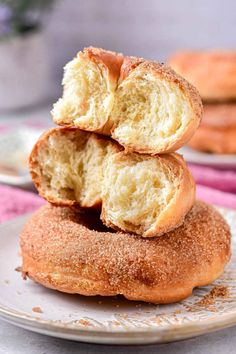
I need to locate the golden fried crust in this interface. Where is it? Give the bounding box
[119,56,145,82]
[169,51,236,101]
[188,103,236,154]
[20,201,231,304]
[83,47,124,87]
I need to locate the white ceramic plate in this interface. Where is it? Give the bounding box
[179,147,236,169]
[0,128,43,189]
[0,209,236,345]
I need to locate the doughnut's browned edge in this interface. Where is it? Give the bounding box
[20,201,231,304]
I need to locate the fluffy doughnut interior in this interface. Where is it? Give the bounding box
[52,53,114,131]
[35,131,110,207]
[102,153,181,236]
[111,68,195,153]
[52,49,200,153]
[32,129,195,236]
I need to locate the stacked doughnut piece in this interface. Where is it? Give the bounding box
[20,48,231,303]
[169,51,236,154]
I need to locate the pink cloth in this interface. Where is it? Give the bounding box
[0,185,45,223]
[188,163,236,209]
[196,184,236,209]
[189,164,236,193]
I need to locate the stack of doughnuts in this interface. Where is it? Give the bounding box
[20,47,231,304]
[169,51,236,154]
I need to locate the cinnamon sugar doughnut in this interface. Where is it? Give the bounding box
[168,51,236,101]
[20,201,231,304]
[188,103,236,153]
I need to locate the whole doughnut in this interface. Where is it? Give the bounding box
[20,201,231,304]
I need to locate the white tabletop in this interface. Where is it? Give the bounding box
[0,319,235,354]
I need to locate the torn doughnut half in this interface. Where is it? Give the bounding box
[52,47,203,154]
[29,127,119,209]
[29,127,196,237]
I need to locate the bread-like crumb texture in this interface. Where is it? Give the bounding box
[168,51,236,101]
[111,59,202,154]
[20,201,231,304]
[101,151,195,237]
[29,127,118,208]
[188,103,236,154]
[52,47,123,134]
[30,127,195,237]
[52,47,202,154]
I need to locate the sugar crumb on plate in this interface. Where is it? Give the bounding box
[32,307,43,314]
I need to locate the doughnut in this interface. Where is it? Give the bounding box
[188,103,236,154]
[20,201,231,304]
[29,127,195,237]
[168,51,236,101]
[52,47,202,154]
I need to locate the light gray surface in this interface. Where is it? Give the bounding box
[0,319,236,354]
[2,0,235,108]
[46,0,236,91]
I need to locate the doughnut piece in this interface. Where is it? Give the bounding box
[52,47,202,154]
[188,103,236,154]
[29,127,195,237]
[101,152,195,236]
[29,128,119,208]
[52,47,124,133]
[20,201,231,304]
[168,51,236,101]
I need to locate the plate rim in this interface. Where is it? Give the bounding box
[178,146,236,168]
[1,302,236,342]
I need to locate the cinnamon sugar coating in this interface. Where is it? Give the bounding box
[20,201,231,304]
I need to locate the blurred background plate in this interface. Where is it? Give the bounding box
[179,147,236,170]
[0,128,43,189]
